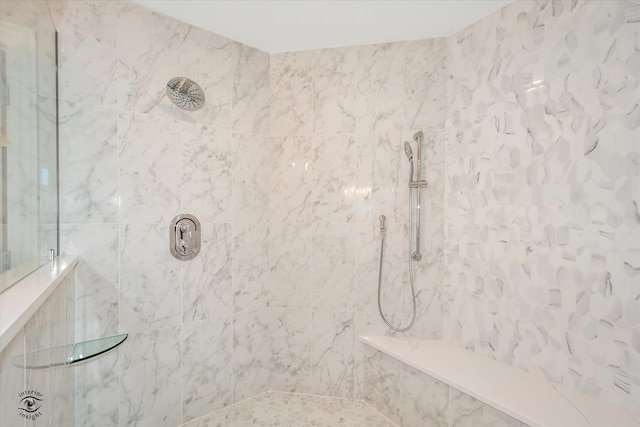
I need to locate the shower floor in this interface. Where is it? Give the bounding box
[181,391,397,427]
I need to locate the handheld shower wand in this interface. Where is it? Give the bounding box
[404,141,414,182]
[376,131,428,333]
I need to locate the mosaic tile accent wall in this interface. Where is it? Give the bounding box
[444,0,640,417]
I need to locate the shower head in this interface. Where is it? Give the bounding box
[404,141,414,182]
[404,141,413,161]
[166,77,205,111]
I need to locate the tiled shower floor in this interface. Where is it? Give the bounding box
[181,391,398,427]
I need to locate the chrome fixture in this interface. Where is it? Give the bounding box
[376,213,416,332]
[409,131,428,261]
[376,131,427,332]
[166,77,205,111]
[404,141,414,181]
[170,214,201,260]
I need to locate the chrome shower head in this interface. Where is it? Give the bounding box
[166,77,205,111]
[404,141,413,161]
[404,141,414,181]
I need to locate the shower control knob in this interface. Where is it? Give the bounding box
[170,214,201,261]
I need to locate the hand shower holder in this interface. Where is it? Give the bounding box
[408,180,428,188]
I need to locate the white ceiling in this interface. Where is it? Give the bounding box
[132,0,512,53]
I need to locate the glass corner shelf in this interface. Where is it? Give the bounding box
[13,333,128,369]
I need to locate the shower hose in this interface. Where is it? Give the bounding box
[377,194,417,332]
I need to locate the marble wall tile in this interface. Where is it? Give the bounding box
[74,352,119,427]
[232,44,270,134]
[182,223,232,323]
[233,309,271,402]
[119,327,182,427]
[50,0,118,106]
[182,316,233,423]
[188,28,236,129]
[266,31,449,408]
[269,136,313,223]
[232,223,269,313]
[311,133,357,222]
[403,38,447,129]
[362,345,401,425]
[313,46,358,133]
[180,125,233,224]
[270,308,313,393]
[353,311,411,400]
[54,1,271,424]
[311,222,355,311]
[117,2,195,114]
[398,362,449,427]
[355,131,406,223]
[356,43,406,133]
[310,310,355,398]
[355,221,403,314]
[118,111,181,224]
[231,132,269,223]
[270,51,314,136]
[60,223,118,341]
[120,223,181,333]
[269,222,313,309]
[58,101,118,223]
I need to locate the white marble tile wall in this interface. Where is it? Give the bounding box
[51,1,270,425]
[269,38,447,402]
[444,0,640,418]
[53,2,446,421]
[48,0,639,424]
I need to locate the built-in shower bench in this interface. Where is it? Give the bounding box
[360,336,638,427]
